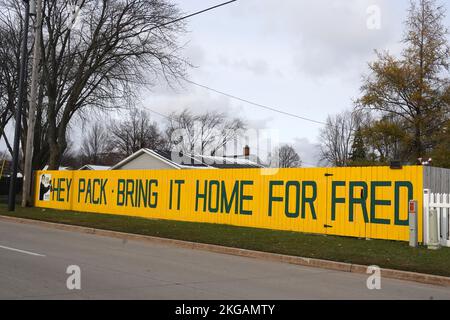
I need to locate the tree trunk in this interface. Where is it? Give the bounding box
[46,102,61,170]
[47,142,59,169]
[414,118,423,160]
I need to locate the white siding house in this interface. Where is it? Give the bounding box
[111,148,264,170]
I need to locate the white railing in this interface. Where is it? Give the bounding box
[423,189,450,247]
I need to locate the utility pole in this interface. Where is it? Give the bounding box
[22,0,42,207]
[8,0,31,211]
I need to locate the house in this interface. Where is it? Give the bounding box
[42,165,73,171]
[193,154,263,169]
[79,164,111,171]
[223,145,266,167]
[110,147,264,170]
[110,148,204,170]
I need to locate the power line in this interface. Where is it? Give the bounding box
[144,107,172,120]
[143,105,320,167]
[184,79,329,126]
[155,0,238,30]
[64,0,238,55]
[184,79,363,135]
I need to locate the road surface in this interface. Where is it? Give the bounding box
[0,220,449,300]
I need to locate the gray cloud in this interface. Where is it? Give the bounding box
[185,42,206,67]
[219,56,271,76]
[231,0,400,78]
[292,137,321,167]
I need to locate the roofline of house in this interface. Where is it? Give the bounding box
[196,154,264,168]
[78,164,111,170]
[110,148,183,170]
[110,148,264,170]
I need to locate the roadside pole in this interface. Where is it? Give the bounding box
[408,200,418,247]
[22,0,42,207]
[8,0,30,211]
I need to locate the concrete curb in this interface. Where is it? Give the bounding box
[1,215,449,287]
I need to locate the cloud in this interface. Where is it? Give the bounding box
[231,0,399,78]
[292,137,321,167]
[219,56,270,76]
[92,0,418,156]
[185,42,206,67]
[141,85,247,120]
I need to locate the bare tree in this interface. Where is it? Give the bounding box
[108,108,166,156]
[0,6,20,150]
[277,144,301,168]
[166,108,246,156]
[319,110,364,167]
[80,122,109,164]
[0,0,189,169]
[60,137,79,168]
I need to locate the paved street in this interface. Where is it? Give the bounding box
[0,220,449,300]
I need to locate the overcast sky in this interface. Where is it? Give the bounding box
[140,0,450,166]
[2,0,449,166]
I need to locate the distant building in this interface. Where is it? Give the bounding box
[193,154,263,169]
[79,164,111,171]
[111,147,264,170]
[42,165,73,171]
[223,145,266,167]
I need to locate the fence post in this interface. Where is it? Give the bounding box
[443,194,449,246]
[428,208,440,250]
[423,189,430,245]
[436,193,441,244]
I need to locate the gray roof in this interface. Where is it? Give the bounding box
[192,154,264,169]
[111,148,264,170]
[152,150,208,168]
[78,164,111,170]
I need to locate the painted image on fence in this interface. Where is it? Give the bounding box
[38,173,52,201]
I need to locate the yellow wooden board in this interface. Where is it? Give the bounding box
[34,166,423,242]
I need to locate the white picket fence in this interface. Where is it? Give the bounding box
[423,189,450,247]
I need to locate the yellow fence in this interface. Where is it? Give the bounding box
[34,166,424,242]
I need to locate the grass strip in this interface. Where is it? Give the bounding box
[1,203,449,277]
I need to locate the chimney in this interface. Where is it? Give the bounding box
[243,145,250,157]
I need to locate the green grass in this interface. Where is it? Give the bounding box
[1,202,449,277]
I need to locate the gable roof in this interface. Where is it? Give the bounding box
[152,150,210,168]
[111,148,265,170]
[42,165,72,171]
[194,155,264,169]
[110,148,212,170]
[224,154,266,166]
[79,164,111,170]
[111,148,183,170]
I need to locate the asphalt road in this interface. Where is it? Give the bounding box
[0,220,449,300]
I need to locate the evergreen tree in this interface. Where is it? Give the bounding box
[349,127,367,163]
